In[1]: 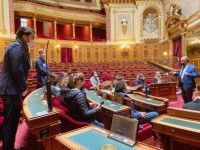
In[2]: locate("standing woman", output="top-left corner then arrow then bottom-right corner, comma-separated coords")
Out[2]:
0,27 -> 35,150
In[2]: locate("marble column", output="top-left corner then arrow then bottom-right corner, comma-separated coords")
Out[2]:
54,20 -> 57,40
72,22 -> 75,40
0,0 -> 7,34
90,23 -> 93,42
104,5 -> 110,42
33,16 -> 37,37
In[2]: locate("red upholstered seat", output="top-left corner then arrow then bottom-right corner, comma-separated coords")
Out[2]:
137,123 -> 152,141
84,80 -> 93,90
0,116 -> 4,138
53,97 -> 90,133
36,81 -> 42,88
59,113 -> 90,133
0,116 -> 4,127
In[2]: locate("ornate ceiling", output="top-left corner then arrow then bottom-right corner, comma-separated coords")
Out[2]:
14,0 -> 101,10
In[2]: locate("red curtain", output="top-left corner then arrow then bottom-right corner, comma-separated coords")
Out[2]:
92,27 -> 106,42
173,36 -> 182,59
27,19 -> 33,28
66,24 -> 73,39
36,21 -> 44,36
61,48 -> 73,63
15,18 -> 20,33
48,22 -> 54,38
75,26 -> 90,41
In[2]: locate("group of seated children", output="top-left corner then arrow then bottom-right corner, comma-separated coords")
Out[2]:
114,80 -> 159,128
43,70 -> 169,130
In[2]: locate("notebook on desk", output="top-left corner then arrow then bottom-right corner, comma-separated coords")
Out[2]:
108,114 -> 138,147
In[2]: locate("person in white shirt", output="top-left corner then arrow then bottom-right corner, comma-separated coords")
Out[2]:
90,71 -> 100,88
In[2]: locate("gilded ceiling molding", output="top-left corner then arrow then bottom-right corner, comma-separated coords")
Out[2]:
30,0 -> 101,10
165,15 -> 187,38
102,0 -> 136,4
187,22 -> 200,36
13,1 -> 105,24
187,11 -> 200,24
136,0 -> 161,5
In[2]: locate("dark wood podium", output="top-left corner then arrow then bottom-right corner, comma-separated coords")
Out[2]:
149,82 -> 177,101
23,88 -> 61,150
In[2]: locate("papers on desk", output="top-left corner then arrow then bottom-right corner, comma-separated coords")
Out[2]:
36,111 -> 48,116
146,98 -> 152,101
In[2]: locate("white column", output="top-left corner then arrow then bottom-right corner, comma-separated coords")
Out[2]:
90,23 -> 92,42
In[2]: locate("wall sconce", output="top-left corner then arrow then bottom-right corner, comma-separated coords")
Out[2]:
74,45 -> 78,57
120,43 -> 129,58
121,18 -> 128,35
56,44 -> 60,54
163,52 -> 167,56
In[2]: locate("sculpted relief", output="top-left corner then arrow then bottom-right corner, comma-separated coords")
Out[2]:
143,8 -> 159,37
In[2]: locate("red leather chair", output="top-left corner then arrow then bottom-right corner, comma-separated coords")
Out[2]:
0,116 -> 4,139
137,123 -> 152,141
53,97 -> 90,133
84,79 -> 93,90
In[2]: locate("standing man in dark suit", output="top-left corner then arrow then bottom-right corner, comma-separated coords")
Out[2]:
35,49 -> 50,86
171,56 -> 198,103
0,26 -> 35,150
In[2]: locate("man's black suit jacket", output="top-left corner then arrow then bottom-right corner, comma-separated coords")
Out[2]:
0,40 -> 30,96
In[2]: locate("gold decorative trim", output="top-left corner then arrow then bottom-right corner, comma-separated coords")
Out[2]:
187,22 -> 200,35
114,10 -> 135,42
142,37 -> 160,43
0,0 -> 7,34
188,11 -> 200,23
13,1 -> 105,24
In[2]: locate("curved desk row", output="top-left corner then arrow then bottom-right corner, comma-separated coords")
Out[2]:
127,92 -> 169,114
152,107 -> 200,150
86,91 -> 131,130
23,88 -> 61,150
55,125 -> 158,150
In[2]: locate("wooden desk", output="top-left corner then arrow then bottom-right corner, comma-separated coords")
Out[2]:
23,88 -> 61,150
129,85 -> 143,93
127,92 -> 169,114
152,107 -> 200,150
55,125 -> 158,150
149,82 -> 177,101
86,91 -> 131,130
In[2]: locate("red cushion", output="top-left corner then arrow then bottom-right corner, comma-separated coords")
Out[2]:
0,116 -> 4,127
54,103 -> 70,114
137,123 -> 152,141
59,112 -> 90,133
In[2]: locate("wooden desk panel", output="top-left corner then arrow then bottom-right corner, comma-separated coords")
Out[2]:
127,92 -> 168,114
55,125 -> 158,150
152,107 -> 200,150
87,91 -> 131,130
149,82 -> 177,101
23,88 -> 61,150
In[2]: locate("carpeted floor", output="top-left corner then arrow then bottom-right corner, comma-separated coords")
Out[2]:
169,94 -> 184,108
0,120 -> 29,149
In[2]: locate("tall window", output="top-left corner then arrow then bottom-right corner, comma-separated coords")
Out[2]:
21,18 -> 27,26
